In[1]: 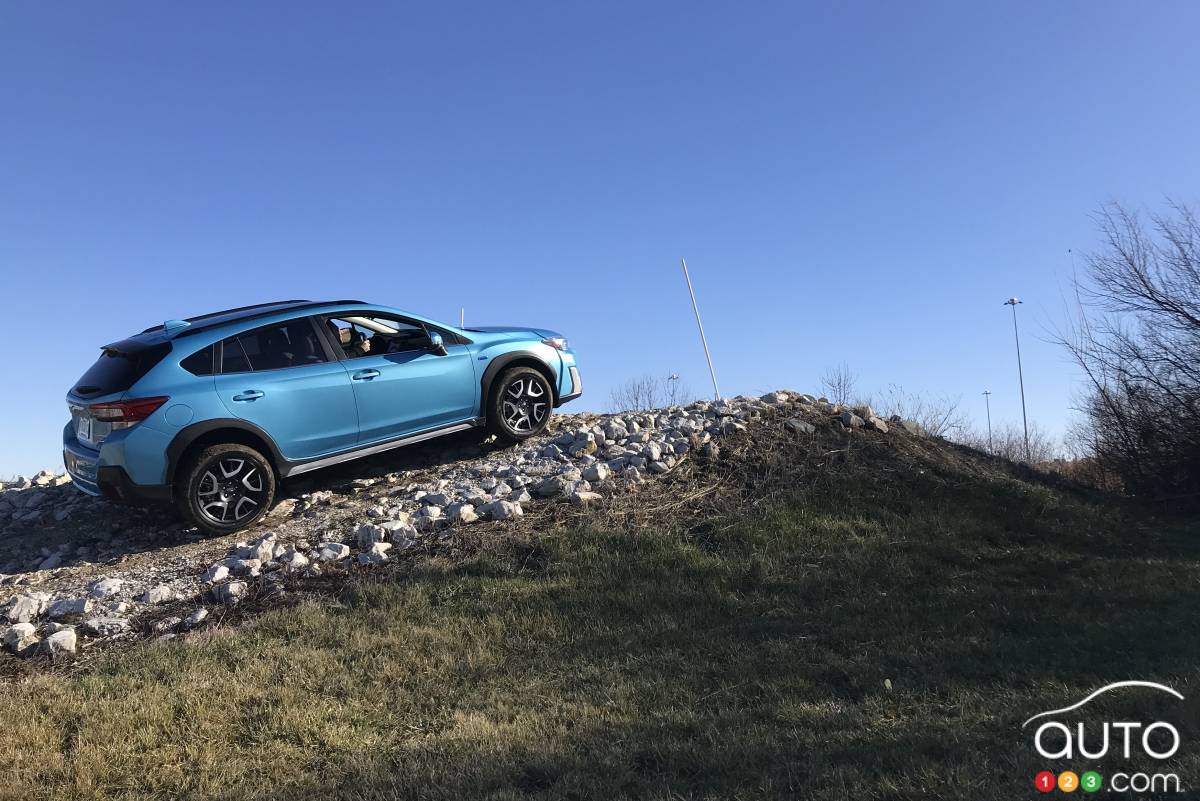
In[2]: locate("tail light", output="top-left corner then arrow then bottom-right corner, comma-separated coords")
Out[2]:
542,336 -> 568,351
89,396 -> 169,429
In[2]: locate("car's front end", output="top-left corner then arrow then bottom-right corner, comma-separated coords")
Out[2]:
457,324 -> 583,407
536,330 -> 582,405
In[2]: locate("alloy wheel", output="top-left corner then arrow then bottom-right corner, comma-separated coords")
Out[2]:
196,457 -> 267,525
501,376 -> 549,433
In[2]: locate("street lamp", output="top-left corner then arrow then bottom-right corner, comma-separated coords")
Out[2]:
982,390 -> 993,452
1003,298 -> 1030,461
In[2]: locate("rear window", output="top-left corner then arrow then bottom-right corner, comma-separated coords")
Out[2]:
220,319 -> 328,373
72,339 -> 171,397
180,345 -> 216,376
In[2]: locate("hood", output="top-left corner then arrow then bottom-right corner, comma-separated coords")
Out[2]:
464,326 -> 562,338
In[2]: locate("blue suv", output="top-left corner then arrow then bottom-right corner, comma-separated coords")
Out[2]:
63,300 -> 582,533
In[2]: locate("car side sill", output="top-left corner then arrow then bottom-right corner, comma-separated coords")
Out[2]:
282,419 -> 483,477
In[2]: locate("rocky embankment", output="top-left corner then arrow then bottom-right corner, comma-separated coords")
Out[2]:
1,392 -> 920,661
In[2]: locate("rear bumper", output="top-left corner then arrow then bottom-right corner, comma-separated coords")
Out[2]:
63,423 -> 172,505
97,466 -> 172,505
63,428 -> 102,496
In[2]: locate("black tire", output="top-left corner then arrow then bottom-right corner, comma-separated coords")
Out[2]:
177,443 -> 276,534
487,366 -> 554,443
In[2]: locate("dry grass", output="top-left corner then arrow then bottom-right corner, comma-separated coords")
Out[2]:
0,414 -> 1197,800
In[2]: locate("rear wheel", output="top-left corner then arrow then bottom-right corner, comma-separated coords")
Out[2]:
177,443 -> 276,534
487,366 -> 553,443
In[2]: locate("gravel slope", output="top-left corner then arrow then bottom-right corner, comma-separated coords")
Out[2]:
1,392 -> 907,660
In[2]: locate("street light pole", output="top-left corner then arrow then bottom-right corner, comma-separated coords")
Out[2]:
1003,298 -> 1030,460
681,258 -> 721,400
982,390 -> 993,452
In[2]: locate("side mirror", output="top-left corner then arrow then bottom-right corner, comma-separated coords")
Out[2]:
427,330 -> 448,356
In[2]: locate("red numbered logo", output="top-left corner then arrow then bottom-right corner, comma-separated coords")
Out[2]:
1035,771 -> 1056,793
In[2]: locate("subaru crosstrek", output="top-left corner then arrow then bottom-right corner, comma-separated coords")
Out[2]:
63,299 -> 582,533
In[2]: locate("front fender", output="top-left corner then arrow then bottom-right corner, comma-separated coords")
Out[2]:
477,348 -> 561,412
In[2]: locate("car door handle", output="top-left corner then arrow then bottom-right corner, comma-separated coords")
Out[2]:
231,390 -> 265,402
352,369 -> 381,381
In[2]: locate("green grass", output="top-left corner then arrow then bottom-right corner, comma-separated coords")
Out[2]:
1,460 -> 1198,800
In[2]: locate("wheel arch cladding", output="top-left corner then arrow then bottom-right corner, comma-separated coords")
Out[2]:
167,420 -> 284,485
481,353 -> 558,413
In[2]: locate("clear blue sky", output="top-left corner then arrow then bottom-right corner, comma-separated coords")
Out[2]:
2,2 -> 1198,475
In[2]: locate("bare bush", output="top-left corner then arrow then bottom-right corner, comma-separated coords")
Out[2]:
875,385 -> 968,438
820,362 -> 857,406
609,374 -> 694,412
1056,201 -> 1200,506
958,421 -> 1062,464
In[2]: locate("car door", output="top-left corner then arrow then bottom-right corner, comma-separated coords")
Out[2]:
214,316 -> 359,460
322,313 -> 477,444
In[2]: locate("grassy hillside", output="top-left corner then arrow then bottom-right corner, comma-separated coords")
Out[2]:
1,420 -> 1197,800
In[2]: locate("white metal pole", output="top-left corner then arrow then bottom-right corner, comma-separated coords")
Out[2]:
460,307 -> 464,328
681,258 -> 721,400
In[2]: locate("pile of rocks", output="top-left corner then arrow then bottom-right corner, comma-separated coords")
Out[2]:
1,390 -> 921,660
0,469 -> 90,529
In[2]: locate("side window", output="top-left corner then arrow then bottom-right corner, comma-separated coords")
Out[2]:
219,319 -> 327,373
325,315 -> 431,358
180,345 -> 215,376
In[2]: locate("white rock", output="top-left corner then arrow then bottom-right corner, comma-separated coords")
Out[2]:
569,490 -> 603,507
447,503 -> 478,524
47,597 -> 91,620
87,577 -> 124,599
141,585 -> 175,605
278,548 -> 310,571
3,593 -> 48,623
480,500 -> 523,520
41,627 -> 77,657
355,523 -> 388,548
201,564 -> 230,584
582,463 -> 611,483
785,418 -> 815,435
641,443 -> 663,462
357,542 -> 392,566
2,622 -> 38,653
212,581 -> 247,605
223,558 -> 262,577
82,617 -> 129,637
318,542 -> 351,561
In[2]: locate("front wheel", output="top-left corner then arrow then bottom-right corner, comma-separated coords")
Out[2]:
488,366 -> 554,443
177,443 -> 276,534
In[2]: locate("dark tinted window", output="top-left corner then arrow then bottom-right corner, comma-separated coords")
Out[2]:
72,339 -> 171,397
180,345 -> 215,376
220,319 -> 327,373
325,315 -> 432,358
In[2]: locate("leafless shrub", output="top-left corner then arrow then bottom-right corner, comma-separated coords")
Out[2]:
875,385 -> 968,439
1054,201 -> 1200,506
957,421 -> 1062,464
609,374 -> 695,412
820,362 -> 857,406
